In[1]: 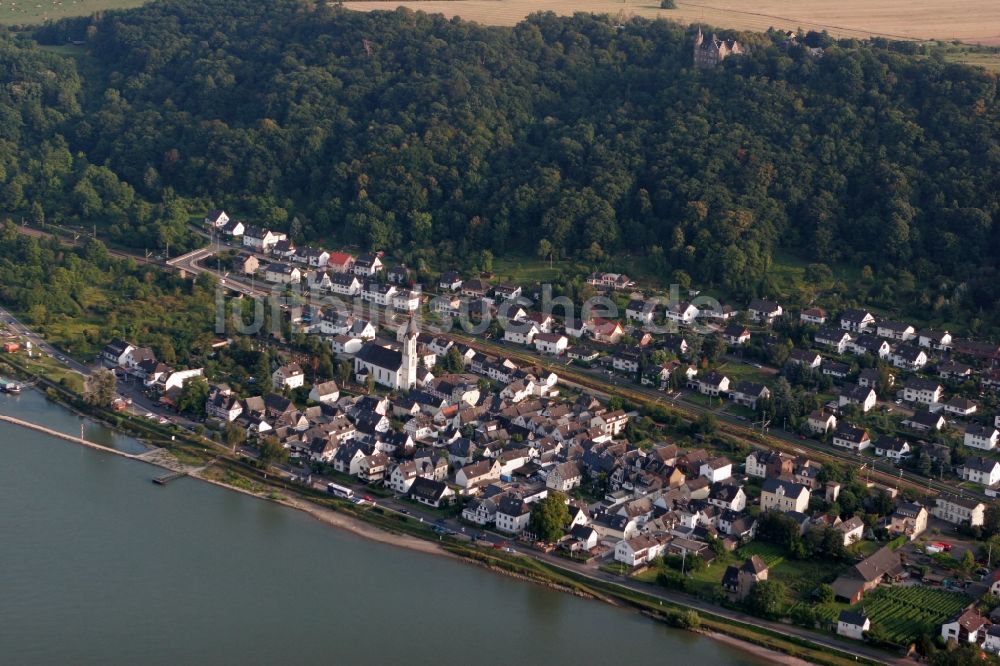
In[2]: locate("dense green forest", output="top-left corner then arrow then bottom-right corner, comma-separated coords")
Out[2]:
1,0 -> 999,326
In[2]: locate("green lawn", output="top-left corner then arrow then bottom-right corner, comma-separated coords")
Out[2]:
0,0 -> 148,24
717,361 -> 774,387
490,254 -> 566,285
12,352 -> 86,393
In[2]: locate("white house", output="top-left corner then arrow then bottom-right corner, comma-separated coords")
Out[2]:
787,349 -> 822,370
666,302 -> 699,325
699,457 -> 732,483
353,253 -> 384,277
932,497 -> 985,527
101,338 -> 136,367
903,379 -> 943,406
835,516 -> 865,547
748,298 -> 783,323
832,424 -> 871,451
330,335 -> 364,356
919,329 -> 952,351
760,478 -> 810,514
960,457 -> 1000,487
873,436 -> 910,460
614,535 -> 665,567
264,263 -> 301,285
625,299 -> 655,325
204,209 -> 229,228
807,410 -> 837,435
837,610 -> 870,641
815,327 -> 852,354
462,498 -> 497,525
159,368 -> 203,392
694,372 -> 730,396
295,247 -> 329,268
940,609 -> 989,645
242,227 -> 287,252
800,307 -> 827,325
838,386 -> 877,413
534,333 -> 569,356
361,281 -> 397,306
723,324 -> 751,345
330,273 -> 363,296
495,495 -> 532,534
840,308 -> 876,332
965,425 -> 1000,451
272,363 -> 305,390
890,345 -> 928,371
876,320 -> 916,341
221,218 -> 245,237
391,289 -> 421,312
504,322 -> 539,346
308,380 -> 340,404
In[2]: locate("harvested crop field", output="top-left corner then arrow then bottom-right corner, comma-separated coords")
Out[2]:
341,0 -> 1000,45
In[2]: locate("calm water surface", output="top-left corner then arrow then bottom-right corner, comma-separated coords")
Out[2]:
0,391 -> 767,665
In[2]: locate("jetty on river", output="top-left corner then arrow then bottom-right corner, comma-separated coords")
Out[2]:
0,413 -> 195,478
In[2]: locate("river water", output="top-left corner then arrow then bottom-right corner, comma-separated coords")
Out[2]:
0,390 -> 766,665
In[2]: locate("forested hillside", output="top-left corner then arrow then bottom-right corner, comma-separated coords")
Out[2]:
3,0 -> 999,323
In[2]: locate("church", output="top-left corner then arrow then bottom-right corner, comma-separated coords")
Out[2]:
353,317 -> 418,391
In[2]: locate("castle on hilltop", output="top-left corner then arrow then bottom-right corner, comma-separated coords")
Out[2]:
693,27 -> 745,68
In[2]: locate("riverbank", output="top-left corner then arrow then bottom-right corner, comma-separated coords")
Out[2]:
707,632 -> 815,666
192,469 -> 455,559
1,380 -> 884,666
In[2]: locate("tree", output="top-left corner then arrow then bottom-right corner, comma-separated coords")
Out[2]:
817,583 -> 835,604
675,609 -> 700,629
660,0 -> 677,7
695,412 -> 718,435
177,376 -> 209,416
536,238 -> 554,268
257,435 -> 288,467
224,422 -> 246,450
745,580 -> 786,619
983,504 -> 1000,538
84,369 -> 117,407
441,346 -> 465,374
528,491 -> 571,542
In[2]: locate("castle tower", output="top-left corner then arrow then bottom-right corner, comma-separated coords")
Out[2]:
397,315 -> 418,390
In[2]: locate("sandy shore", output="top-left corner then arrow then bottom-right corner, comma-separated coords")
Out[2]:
192,470 -> 454,559
706,631 -> 815,665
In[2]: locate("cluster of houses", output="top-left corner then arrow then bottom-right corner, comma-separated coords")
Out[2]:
100,338 -> 204,399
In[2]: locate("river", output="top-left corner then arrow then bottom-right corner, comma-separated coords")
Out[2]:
0,391 -> 768,665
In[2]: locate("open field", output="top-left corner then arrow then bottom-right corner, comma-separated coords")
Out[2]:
0,0 -> 146,25
342,0 -> 1000,45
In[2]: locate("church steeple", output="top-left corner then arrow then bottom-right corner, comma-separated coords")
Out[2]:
397,315 -> 418,390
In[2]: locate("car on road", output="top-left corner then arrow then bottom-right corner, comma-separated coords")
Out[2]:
399,509 -> 410,515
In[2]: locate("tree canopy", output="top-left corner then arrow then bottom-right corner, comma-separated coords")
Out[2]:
0,0 -> 997,328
